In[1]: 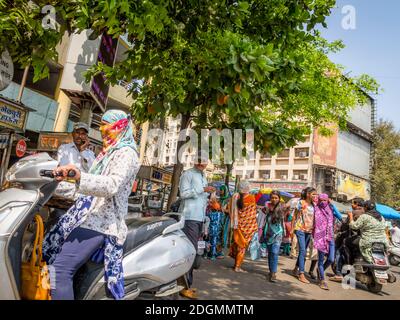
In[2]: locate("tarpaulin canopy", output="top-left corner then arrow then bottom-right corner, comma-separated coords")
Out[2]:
255,190 -> 295,206
330,200 -> 352,214
376,203 -> 400,220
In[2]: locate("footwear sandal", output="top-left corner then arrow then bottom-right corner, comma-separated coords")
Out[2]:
298,274 -> 310,284
319,281 -> 329,290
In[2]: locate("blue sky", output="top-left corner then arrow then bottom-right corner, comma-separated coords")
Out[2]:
319,0 -> 400,129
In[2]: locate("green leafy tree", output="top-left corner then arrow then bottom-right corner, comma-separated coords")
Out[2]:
0,1 -> 379,208
371,120 -> 400,208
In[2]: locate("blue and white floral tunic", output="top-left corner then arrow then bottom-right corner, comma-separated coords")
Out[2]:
43,146 -> 140,299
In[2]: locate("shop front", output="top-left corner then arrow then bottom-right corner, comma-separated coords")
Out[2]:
129,165 -> 173,217
0,96 -> 32,186
249,181 -> 307,197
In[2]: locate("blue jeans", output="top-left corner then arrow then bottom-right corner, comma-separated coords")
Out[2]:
51,227 -> 105,300
295,230 -> 312,273
317,240 -> 335,280
267,242 -> 281,273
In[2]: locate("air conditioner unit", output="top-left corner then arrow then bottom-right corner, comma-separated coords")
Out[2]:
281,175 -> 287,180
293,175 -> 300,180
300,174 -> 307,180
299,152 -> 308,158
262,174 -> 270,179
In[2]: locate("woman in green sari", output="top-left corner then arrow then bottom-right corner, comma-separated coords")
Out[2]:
219,185 -> 232,253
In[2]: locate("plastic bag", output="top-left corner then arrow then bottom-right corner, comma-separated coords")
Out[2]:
248,232 -> 261,261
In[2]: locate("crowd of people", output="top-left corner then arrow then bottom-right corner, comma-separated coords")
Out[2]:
177,164 -> 398,298
44,119 -> 397,300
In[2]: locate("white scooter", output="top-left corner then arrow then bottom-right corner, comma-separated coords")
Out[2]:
0,153 -> 195,300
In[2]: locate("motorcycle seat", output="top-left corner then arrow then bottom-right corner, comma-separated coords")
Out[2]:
123,216 -> 176,253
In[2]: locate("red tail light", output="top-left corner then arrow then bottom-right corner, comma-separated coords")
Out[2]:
373,257 -> 387,266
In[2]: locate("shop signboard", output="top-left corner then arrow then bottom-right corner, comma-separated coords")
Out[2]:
150,167 -> 172,185
250,181 -> 307,193
0,101 -> 27,131
90,32 -> 118,110
15,139 -> 27,157
38,132 -> 101,155
312,124 -> 338,167
0,133 -> 10,149
0,50 -> 14,91
337,171 -> 370,200
37,132 -> 73,151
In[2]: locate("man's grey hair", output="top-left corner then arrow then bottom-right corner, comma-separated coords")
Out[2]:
238,180 -> 250,193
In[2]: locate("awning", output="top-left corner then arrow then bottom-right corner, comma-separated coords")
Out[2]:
376,204 -> 400,220
330,200 -> 352,214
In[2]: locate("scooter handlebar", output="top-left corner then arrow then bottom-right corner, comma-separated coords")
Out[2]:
40,169 -> 76,179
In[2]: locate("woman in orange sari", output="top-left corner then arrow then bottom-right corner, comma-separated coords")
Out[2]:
228,181 -> 258,272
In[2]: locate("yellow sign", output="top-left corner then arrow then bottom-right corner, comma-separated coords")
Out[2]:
0,101 -> 27,131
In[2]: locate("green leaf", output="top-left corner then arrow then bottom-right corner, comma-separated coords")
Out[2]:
241,87 -> 250,100
233,62 -> 242,73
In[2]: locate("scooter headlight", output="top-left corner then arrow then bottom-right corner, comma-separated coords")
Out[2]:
5,159 -> 35,182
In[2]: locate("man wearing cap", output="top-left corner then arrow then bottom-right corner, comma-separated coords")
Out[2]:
52,123 -> 95,202
178,151 -> 215,299
57,122 -> 95,173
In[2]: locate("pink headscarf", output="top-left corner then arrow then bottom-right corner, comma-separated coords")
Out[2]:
313,193 -> 334,253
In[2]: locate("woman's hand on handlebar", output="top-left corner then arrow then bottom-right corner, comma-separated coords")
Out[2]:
53,164 -> 81,182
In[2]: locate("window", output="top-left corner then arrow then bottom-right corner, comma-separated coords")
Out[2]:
295,148 -> 309,158
259,170 -> 271,180
293,170 -> 308,181
245,171 -> 255,179
166,156 -> 170,163
275,170 -> 288,180
277,149 -> 290,158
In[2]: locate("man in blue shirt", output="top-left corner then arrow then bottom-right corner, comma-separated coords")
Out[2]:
179,153 -> 215,299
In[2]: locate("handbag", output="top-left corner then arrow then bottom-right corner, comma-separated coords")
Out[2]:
21,215 -> 51,300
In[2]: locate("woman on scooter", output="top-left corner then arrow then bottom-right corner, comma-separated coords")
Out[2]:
42,110 -> 140,300
348,201 -> 389,263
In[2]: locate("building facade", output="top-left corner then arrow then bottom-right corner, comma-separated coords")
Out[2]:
233,94 -> 376,199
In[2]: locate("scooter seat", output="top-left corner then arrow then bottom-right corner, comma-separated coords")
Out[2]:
73,216 -> 177,300
123,216 -> 176,253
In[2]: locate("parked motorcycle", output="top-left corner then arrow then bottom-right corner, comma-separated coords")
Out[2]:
0,153 -> 196,300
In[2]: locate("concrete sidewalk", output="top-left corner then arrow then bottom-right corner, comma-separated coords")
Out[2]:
191,253 -> 400,300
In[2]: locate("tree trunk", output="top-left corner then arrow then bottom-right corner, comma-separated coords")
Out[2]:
225,163 -> 233,187
167,113 -> 191,211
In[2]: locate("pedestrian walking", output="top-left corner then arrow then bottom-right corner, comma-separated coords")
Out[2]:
261,190 -> 286,282
228,180 -> 258,272
313,193 -> 335,290
178,152 -> 215,299
206,192 -> 224,260
291,187 -> 317,284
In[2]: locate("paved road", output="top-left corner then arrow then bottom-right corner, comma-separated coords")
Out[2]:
191,252 -> 400,300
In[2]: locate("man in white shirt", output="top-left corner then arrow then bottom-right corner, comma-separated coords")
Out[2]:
391,222 -> 400,247
55,122 -> 95,200
58,122 -> 95,172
